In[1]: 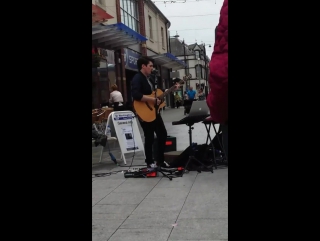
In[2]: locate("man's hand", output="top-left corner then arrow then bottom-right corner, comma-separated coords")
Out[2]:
155,98 -> 161,105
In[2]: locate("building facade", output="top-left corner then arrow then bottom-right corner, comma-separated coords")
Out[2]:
170,37 -> 210,97
92,0 -> 186,108
92,1 -> 115,108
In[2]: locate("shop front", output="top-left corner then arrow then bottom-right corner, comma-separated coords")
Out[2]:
92,23 -> 147,107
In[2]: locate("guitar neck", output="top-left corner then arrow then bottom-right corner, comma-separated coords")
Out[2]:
158,85 -> 179,99
157,75 -> 190,99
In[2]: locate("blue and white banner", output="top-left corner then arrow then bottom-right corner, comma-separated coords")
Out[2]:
124,48 -> 141,71
113,113 -> 134,121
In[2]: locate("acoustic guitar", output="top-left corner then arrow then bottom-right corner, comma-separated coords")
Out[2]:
133,74 -> 192,122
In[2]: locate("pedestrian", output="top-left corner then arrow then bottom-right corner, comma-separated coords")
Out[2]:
197,88 -> 206,101
174,92 -> 182,108
183,91 -> 188,100
187,86 -> 196,100
109,84 -> 125,111
206,0 -> 228,160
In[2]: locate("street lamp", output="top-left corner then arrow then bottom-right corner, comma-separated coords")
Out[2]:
197,58 -> 201,85
182,39 -> 189,88
201,43 -> 212,96
167,32 -> 181,108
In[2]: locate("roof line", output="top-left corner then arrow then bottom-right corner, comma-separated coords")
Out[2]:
145,0 -> 171,28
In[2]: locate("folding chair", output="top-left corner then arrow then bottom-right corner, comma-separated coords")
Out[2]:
202,117 -> 227,168
92,109 -> 119,164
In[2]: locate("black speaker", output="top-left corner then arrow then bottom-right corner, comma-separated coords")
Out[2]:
153,136 -> 177,159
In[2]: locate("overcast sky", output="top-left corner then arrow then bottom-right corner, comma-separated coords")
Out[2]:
154,0 -> 224,59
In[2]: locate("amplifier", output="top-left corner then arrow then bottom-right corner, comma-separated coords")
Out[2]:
153,136 -> 177,159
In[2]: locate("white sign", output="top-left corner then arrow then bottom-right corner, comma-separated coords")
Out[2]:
105,111 -> 145,165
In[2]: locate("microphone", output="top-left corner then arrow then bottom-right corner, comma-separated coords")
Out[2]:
151,68 -> 158,75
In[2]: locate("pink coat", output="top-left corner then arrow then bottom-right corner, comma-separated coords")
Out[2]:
206,0 -> 228,124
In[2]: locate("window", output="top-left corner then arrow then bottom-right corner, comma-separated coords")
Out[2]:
195,51 -> 200,59
149,15 -> 153,39
200,49 -> 204,60
120,0 -> 139,32
196,64 -> 202,79
161,27 -> 164,48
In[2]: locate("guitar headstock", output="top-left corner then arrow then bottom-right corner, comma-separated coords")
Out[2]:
170,74 -> 192,91
182,74 -> 192,83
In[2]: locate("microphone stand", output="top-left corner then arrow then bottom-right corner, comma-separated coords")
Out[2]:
153,73 -> 158,113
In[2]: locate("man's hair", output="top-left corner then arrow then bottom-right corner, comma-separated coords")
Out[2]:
111,84 -> 118,91
137,56 -> 154,71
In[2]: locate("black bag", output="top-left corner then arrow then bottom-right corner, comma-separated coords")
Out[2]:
94,134 -> 107,147
92,130 -> 99,139
169,144 -> 213,170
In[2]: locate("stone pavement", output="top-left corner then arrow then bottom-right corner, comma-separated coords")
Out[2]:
92,107 -> 228,241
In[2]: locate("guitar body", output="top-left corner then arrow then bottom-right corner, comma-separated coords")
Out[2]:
133,89 -> 166,122
132,75 -> 191,122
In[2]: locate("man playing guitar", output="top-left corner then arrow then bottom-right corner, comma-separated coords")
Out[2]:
131,56 -> 179,169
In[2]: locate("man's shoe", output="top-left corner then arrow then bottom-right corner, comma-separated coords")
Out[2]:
147,163 -> 157,171
156,162 -> 170,168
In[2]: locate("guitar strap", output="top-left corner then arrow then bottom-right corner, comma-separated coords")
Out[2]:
147,77 -> 154,92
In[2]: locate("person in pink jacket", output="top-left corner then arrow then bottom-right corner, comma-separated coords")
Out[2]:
206,0 -> 228,160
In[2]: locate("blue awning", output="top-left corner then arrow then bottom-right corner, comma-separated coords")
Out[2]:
149,52 -> 187,70
92,23 -> 148,50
